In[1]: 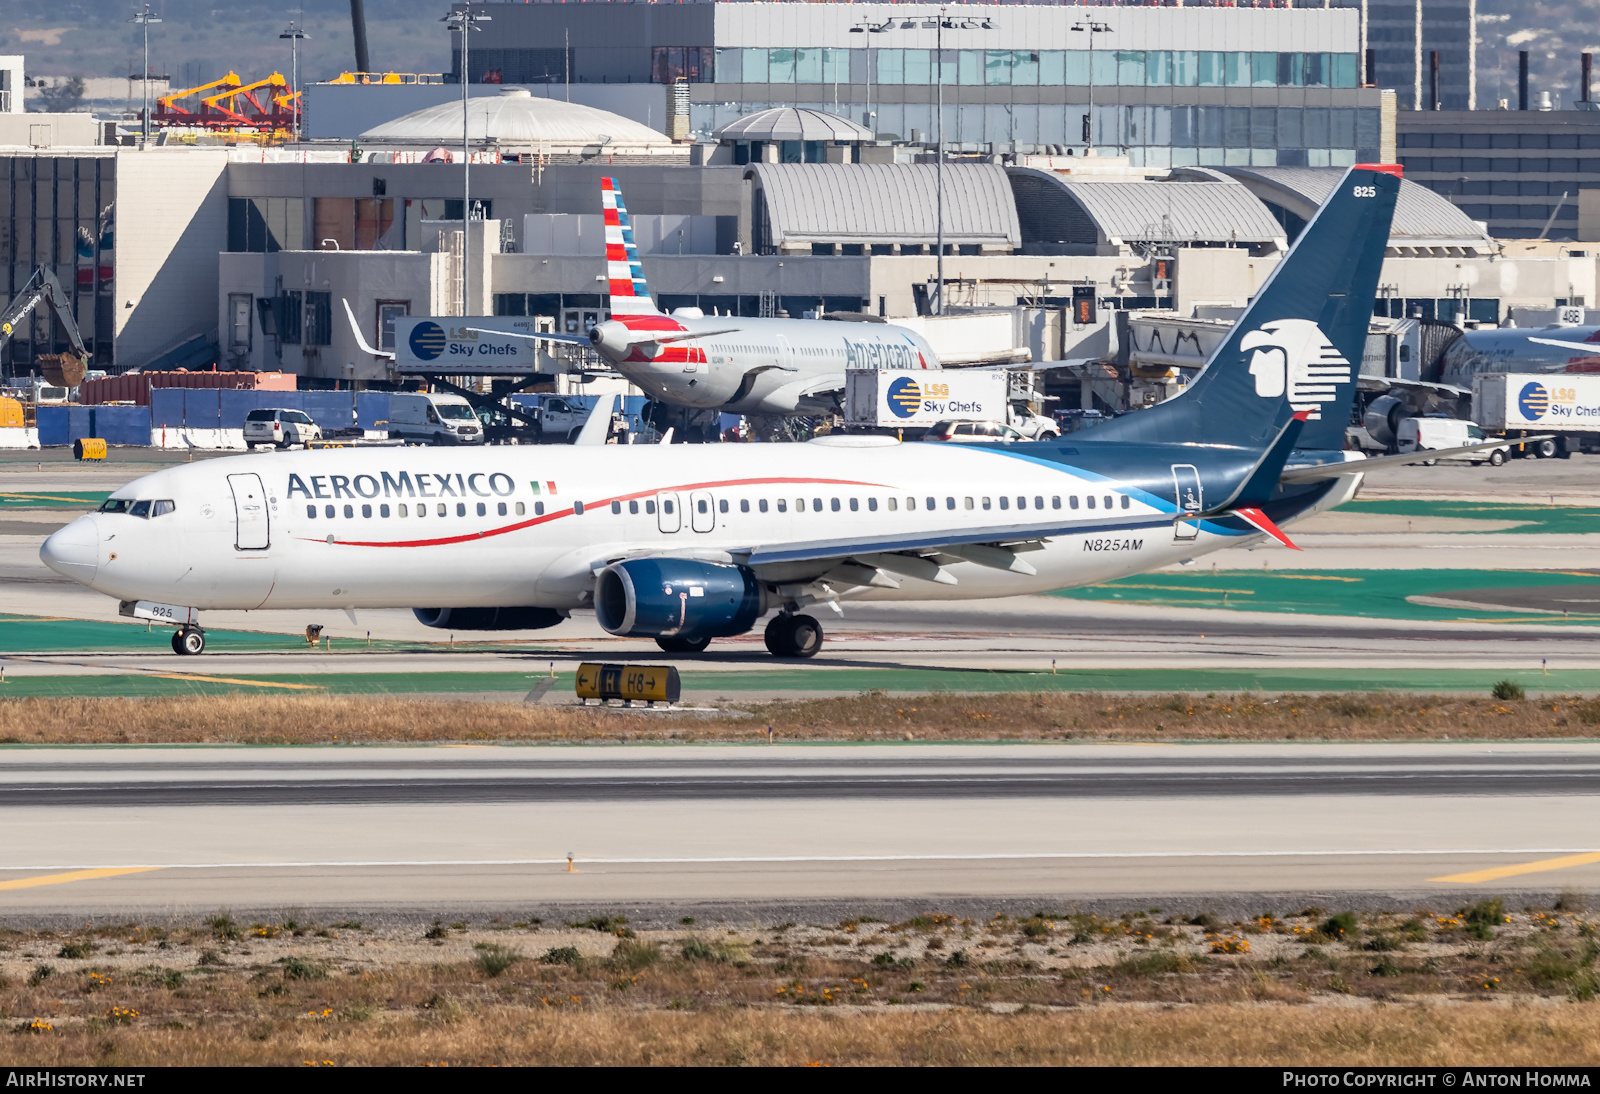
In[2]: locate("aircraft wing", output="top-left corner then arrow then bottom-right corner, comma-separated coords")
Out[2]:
463,326 -> 593,346
1278,435 -> 1555,483
343,298 -> 396,360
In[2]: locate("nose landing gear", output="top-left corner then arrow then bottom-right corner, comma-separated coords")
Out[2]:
763,613 -> 823,659
171,627 -> 206,656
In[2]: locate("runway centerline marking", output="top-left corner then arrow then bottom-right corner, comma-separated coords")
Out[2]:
0,867 -> 163,891
1431,851 -> 1600,884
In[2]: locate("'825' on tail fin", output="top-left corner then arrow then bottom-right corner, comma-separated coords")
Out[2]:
1089,164 -> 1402,452
600,177 -> 661,317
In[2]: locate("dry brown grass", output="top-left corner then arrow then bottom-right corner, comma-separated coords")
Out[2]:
3,906 -> 1600,1065
8,1005 -> 1600,1067
3,908 -> 1600,1068
2,691 -> 1599,745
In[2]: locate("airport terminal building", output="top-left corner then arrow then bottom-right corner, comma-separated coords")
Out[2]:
452,2 -> 1387,168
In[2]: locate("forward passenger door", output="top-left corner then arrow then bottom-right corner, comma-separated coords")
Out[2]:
656,492 -> 681,533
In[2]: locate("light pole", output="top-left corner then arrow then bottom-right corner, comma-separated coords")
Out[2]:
1071,20 -> 1111,155
129,5 -> 162,144
847,17 -> 891,138
443,3 -> 490,317
279,21 -> 310,143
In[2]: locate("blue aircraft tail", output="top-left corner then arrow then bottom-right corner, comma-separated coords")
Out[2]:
1090,165 -> 1401,451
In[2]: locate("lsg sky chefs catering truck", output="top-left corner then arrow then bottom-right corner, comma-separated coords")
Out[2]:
844,369 -> 1057,438
1474,374 -> 1600,458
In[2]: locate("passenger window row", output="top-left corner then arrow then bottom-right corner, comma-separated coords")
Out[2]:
306,501 -> 535,520
301,492 -> 1132,522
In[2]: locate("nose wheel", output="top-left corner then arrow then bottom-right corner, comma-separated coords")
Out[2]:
764,613 -> 823,659
171,627 -> 206,656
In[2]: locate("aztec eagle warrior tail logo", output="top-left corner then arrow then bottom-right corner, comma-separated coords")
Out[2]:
1240,318 -> 1354,420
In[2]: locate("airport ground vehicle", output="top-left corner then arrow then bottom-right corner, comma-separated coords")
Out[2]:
0,267 -> 89,388
524,395 -> 594,443
1473,373 -> 1600,458
844,368 -> 1057,437
386,392 -> 484,445
243,408 -> 323,449
1395,416 -> 1509,465
48,167 -> 1462,661
925,420 -> 1028,443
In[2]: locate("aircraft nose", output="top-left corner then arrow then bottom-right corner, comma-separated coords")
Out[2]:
40,516 -> 99,584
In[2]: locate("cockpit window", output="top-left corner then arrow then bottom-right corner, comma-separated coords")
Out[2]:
128,500 -> 152,518
98,498 -> 131,514
151,500 -> 175,517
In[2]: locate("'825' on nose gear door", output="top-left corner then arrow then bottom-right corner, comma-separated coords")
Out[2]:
228,473 -> 270,550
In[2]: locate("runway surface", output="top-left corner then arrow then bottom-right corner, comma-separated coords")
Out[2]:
3,742 -> 1599,914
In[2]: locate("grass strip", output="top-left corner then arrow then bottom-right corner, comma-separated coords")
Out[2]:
4,903 -> 1599,1065
1055,568 -> 1600,623
3,690 -> 1598,744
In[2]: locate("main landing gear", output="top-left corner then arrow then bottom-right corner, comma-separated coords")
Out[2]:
764,613 -> 823,659
171,626 -> 206,656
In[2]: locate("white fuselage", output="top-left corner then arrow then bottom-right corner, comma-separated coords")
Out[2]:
594,315 -> 940,415
40,439 -> 1261,618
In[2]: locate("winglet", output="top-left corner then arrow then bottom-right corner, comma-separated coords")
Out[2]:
1230,506 -> 1302,550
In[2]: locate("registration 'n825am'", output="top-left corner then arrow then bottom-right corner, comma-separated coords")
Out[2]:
1083,538 -> 1143,553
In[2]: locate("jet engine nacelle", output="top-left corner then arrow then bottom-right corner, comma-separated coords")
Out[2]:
595,558 -> 767,639
1363,394 -> 1407,449
412,606 -> 568,631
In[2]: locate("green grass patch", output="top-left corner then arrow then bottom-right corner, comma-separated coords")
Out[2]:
1053,568 -> 1600,624
1343,499 -> 1600,536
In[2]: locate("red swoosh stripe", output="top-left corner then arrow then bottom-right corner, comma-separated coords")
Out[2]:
302,476 -> 892,549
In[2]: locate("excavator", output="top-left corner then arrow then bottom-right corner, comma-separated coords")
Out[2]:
0,267 -> 91,388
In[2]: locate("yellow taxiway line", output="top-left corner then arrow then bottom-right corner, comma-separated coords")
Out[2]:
0,867 -> 163,892
1432,851 -> 1600,884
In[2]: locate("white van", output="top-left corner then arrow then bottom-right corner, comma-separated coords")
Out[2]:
386,393 -> 484,445
1397,416 -> 1509,466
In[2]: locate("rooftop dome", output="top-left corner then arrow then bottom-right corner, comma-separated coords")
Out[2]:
360,88 -> 681,159
713,107 -> 872,143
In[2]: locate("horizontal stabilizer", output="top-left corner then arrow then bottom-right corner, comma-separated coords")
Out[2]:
1278,435 -> 1555,483
1229,507 -> 1301,550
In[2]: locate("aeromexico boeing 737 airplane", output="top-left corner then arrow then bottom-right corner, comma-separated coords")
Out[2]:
47,165 -> 1438,659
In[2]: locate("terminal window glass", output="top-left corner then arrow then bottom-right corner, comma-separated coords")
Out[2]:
741,48 -> 768,84
1197,52 -> 1224,87
1145,51 -> 1172,87
878,49 -> 904,85
1063,50 -> 1089,86
1277,53 -> 1304,88
227,197 -> 304,253
1012,51 -> 1038,86
1116,51 -> 1145,86
822,48 -> 848,84
1224,52 -> 1250,87
904,49 -> 931,84
795,47 -> 822,83
984,50 -> 1011,86
959,50 -> 983,85
1251,53 -> 1276,88
1039,50 -> 1065,85
1171,51 -> 1198,86
769,48 -> 796,84
1090,50 -> 1116,86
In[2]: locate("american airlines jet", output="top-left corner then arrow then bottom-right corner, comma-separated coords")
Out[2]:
487,177 -> 942,419
46,167 -> 1446,660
